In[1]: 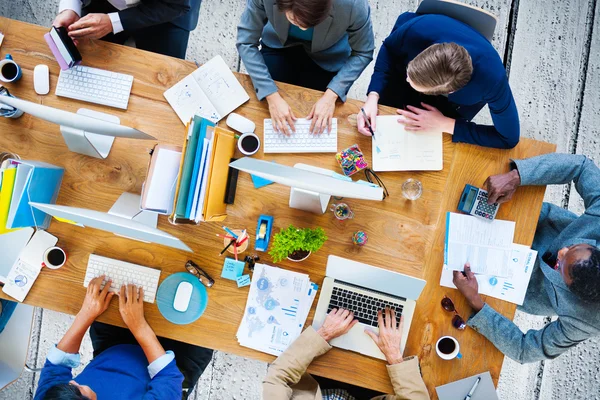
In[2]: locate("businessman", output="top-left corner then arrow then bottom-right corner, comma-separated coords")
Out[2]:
53,0 -> 202,58
453,153 -> 600,363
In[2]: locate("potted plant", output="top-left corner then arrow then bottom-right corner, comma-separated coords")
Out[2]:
269,225 -> 328,263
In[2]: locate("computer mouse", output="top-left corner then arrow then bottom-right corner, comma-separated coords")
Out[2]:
226,112 -> 255,133
33,65 -> 50,95
173,281 -> 193,312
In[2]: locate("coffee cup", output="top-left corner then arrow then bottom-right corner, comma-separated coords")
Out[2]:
42,247 -> 67,269
0,55 -> 22,83
435,336 -> 462,360
237,132 -> 261,156
0,86 -> 24,119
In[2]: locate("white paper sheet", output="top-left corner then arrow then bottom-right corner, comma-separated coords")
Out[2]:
445,212 -> 515,277
163,74 -> 221,124
440,244 -> 538,305
143,148 -> 181,213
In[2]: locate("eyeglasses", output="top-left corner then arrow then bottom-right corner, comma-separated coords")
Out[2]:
364,168 -> 389,199
185,260 -> 215,288
441,296 -> 466,330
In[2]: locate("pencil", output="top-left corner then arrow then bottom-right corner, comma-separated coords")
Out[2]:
360,108 -> 376,139
233,239 -> 238,261
237,235 -> 249,246
219,239 -> 236,256
216,234 -> 235,240
222,226 -> 239,239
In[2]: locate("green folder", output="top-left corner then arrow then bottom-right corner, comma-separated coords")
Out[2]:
175,115 -> 203,218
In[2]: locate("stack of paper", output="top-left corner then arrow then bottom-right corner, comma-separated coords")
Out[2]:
237,263 -> 318,356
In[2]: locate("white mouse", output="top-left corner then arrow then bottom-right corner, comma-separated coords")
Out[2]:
173,281 -> 193,312
226,112 -> 255,133
34,65 -> 50,95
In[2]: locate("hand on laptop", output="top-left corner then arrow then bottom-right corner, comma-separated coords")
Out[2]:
317,308 -> 358,342
365,308 -> 404,365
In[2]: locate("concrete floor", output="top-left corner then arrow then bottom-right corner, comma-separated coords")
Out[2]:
1,0 -> 599,399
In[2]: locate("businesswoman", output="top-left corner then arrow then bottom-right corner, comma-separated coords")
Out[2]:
357,12 -> 520,149
237,0 -> 375,135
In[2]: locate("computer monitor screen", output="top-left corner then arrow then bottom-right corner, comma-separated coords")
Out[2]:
29,202 -> 192,252
230,157 -> 384,201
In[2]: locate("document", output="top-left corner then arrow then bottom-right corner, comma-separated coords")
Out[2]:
237,264 -> 317,356
164,55 -> 250,124
141,146 -> 182,214
445,212 -> 515,277
372,115 -> 443,171
441,244 -> 537,305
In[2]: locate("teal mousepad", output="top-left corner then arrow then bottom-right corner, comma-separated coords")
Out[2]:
157,272 -> 208,325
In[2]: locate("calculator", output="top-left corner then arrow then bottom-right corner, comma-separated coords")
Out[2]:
457,184 -> 499,221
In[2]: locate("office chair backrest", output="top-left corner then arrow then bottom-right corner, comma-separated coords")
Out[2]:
0,304 -> 34,390
416,0 -> 498,42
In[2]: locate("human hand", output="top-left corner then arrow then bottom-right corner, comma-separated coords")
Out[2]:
307,89 -> 338,134
53,10 -> 81,46
397,103 -> 455,133
118,284 -> 149,335
365,308 -> 404,365
452,263 -> 484,312
267,92 -> 297,135
68,13 -> 113,41
77,275 -> 114,324
357,92 -> 379,136
316,308 -> 358,342
484,169 -> 521,204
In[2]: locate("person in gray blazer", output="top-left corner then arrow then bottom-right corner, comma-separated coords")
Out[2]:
452,153 -> 600,363
236,0 -> 374,135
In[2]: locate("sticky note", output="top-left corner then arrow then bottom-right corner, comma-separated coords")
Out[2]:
251,161 -> 276,188
221,258 -> 245,281
236,274 -> 251,288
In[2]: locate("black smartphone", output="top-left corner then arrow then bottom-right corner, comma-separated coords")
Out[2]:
52,26 -> 82,63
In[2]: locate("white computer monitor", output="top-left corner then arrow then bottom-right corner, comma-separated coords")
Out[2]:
0,94 -> 155,159
30,196 -> 192,252
230,157 -> 384,214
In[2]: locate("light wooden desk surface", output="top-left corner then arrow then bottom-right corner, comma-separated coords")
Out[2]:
0,17 -> 555,397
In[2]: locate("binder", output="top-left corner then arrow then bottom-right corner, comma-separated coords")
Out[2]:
5,160 -> 64,229
175,117 -> 202,218
186,118 -> 215,218
0,167 -> 17,234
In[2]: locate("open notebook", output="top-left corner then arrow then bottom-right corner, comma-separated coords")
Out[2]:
164,55 -> 250,125
372,115 -> 443,171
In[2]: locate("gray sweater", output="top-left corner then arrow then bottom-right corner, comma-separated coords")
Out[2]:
468,153 -> 600,363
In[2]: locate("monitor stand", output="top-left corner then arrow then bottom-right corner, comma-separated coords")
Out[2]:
60,108 -> 117,159
108,193 -> 158,232
288,164 -> 332,214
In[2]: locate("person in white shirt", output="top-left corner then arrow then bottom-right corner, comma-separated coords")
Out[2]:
53,0 -> 202,59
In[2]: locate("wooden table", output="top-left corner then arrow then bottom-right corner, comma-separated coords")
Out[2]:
0,17 -> 555,397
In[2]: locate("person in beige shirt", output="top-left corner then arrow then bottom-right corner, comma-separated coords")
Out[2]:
263,307 -> 430,400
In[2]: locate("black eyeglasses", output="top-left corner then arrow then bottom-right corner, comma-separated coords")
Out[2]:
185,260 -> 215,288
364,168 -> 389,199
441,296 -> 466,330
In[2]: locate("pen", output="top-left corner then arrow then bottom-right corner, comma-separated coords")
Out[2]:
464,377 -> 481,400
219,239 -> 236,256
360,108 -> 376,139
222,226 -> 239,239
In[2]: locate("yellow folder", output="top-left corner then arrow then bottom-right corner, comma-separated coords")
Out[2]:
0,168 -> 17,234
202,127 -> 236,222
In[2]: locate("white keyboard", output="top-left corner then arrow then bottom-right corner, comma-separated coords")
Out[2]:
56,65 -> 134,110
263,118 -> 338,153
84,254 -> 161,303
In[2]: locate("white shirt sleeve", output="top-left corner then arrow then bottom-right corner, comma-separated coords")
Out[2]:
58,0 -> 83,17
108,12 -> 125,34
147,350 -> 176,379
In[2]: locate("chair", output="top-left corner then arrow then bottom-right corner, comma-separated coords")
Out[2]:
0,303 -> 36,391
416,0 -> 498,42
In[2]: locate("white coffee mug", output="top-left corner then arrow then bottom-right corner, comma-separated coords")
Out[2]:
42,246 -> 67,269
237,132 -> 261,156
435,336 -> 462,360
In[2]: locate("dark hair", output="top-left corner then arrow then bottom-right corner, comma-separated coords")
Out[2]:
407,43 -> 473,95
276,0 -> 333,28
43,384 -> 89,400
568,247 -> 600,303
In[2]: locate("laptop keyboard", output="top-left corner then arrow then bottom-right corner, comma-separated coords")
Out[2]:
327,286 -> 403,327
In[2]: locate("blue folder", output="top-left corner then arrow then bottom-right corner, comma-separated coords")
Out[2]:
185,117 -> 215,218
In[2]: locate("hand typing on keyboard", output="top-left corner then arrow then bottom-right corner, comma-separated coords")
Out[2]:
306,88 -> 338,134
78,275 -> 115,323
316,308 -> 358,342
364,308 -> 405,365
119,284 -> 152,335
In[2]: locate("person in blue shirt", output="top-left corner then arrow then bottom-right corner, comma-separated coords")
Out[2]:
34,276 -> 213,400
237,0 -> 374,135
357,12 -> 520,149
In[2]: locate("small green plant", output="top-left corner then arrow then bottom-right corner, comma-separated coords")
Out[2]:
269,225 -> 328,263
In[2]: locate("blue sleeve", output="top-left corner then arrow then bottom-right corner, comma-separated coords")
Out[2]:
452,75 -> 520,149
142,359 -> 184,400
33,359 -> 74,400
367,12 -> 416,95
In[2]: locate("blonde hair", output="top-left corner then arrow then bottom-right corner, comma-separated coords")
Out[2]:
407,43 -> 473,95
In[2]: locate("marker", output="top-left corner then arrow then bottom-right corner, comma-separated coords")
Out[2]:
219,239 -> 236,256
464,377 -> 481,400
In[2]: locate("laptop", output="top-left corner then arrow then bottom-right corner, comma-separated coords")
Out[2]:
312,256 -> 426,360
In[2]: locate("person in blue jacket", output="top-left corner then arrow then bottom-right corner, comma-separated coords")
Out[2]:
34,276 -> 212,400
357,12 -> 520,149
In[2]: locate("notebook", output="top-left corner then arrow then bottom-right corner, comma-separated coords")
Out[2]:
372,115 -> 443,171
0,227 -> 35,284
164,55 -> 250,125
436,372 -> 498,400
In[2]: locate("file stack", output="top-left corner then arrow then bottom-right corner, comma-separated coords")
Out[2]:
237,263 -> 318,356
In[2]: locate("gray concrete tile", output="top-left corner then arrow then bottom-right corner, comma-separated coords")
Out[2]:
207,351 -> 267,400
